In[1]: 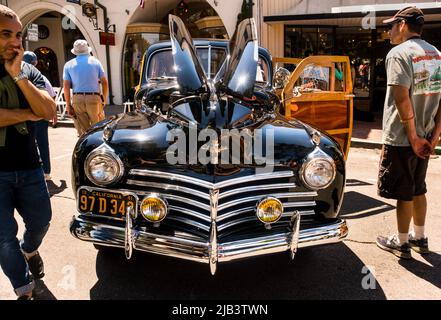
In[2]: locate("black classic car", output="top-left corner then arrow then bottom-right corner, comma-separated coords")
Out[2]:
70,15 -> 349,274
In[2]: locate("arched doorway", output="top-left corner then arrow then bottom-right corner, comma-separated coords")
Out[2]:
17,3 -> 94,89
123,0 -> 228,101
34,47 -> 59,87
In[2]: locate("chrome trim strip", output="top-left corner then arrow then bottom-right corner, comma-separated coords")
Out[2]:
218,183 -> 297,200
209,189 -> 219,275
289,212 -> 301,260
297,210 -> 315,216
71,216 -> 348,269
218,193 -> 317,211
129,169 -> 294,189
109,188 -> 211,212
159,194 -> 210,211
124,204 -> 136,260
283,201 -> 317,208
217,202 -> 315,222
217,214 -> 297,232
169,205 -> 211,222
130,169 -> 214,188
217,216 -> 257,231
126,180 -> 210,200
217,207 -> 253,222
165,216 -> 210,232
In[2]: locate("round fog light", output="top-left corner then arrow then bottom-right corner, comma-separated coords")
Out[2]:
256,197 -> 283,224
140,195 -> 168,222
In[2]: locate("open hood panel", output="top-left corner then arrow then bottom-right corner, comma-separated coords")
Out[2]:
169,14 -> 208,95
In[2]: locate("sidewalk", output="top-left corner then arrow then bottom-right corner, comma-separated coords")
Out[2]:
351,114 -> 441,155
351,115 -> 382,149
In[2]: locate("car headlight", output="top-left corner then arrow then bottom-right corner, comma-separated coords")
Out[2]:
300,151 -> 336,190
140,195 -> 168,222
84,145 -> 124,186
256,197 -> 283,224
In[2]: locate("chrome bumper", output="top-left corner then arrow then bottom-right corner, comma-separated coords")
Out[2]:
70,214 -> 348,273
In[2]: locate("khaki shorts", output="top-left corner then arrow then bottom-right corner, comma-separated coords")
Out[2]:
72,94 -> 104,136
377,145 -> 429,201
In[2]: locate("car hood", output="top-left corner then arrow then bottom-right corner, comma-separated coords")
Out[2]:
97,108 -> 318,172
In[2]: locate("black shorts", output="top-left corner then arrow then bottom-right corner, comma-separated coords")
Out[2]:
377,145 -> 429,201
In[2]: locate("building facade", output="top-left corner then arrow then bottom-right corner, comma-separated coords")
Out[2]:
7,0 -> 441,112
8,0 -> 244,105
257,0 -> 441,113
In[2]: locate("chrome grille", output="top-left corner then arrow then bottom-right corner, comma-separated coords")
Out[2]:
127,169 -> 317,237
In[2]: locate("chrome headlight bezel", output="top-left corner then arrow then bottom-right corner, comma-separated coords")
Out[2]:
140,194 -> 169,223
299,148 -> 336,191
84,144 -> 124,186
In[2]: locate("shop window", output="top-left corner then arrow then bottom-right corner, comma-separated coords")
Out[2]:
284,26 -> 334,58
335,27 -> 372,98
123,33 -> 169,100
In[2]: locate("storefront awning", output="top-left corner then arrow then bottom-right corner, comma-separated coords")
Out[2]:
264,6 -> 441,27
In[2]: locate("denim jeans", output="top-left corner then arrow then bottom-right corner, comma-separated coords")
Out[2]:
0,168 -> 52,296
34,120 -> 51,175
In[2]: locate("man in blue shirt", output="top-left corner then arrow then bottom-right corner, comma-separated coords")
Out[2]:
63,39 -> 108,136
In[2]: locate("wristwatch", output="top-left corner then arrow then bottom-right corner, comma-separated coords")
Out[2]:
13,71 -> 28,83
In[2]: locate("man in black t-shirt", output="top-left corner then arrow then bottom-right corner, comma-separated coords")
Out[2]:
0,6 -> 56,300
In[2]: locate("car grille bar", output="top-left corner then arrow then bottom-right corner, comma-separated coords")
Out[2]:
126,169 -> 317,237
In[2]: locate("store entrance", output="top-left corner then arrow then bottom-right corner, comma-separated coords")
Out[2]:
34,47 -> 59,87
123,0 -> 228,102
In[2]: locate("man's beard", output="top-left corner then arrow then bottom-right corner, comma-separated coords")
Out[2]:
0,47 -> 19,61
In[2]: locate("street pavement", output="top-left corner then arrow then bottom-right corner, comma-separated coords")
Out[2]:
1,120 -> 441,300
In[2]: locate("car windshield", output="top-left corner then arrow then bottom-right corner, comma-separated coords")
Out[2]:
146,46 -> 269,83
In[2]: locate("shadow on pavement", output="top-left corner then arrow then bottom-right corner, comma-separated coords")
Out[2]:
340,191 -> 395,220
33,279 -> 57,300
399,252 -> 441,289
46,179 -> 67,198
90,243 -> 386,300
346,179 -> 374,187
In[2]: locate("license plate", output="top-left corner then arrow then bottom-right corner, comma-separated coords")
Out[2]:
77,188 -> 137,219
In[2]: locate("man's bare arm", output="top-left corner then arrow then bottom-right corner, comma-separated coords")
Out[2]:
429,99 -> 441,152
100,76 -> 108,106
15,82 -> 56,120
0,108 -> 41,128
392,85 -> 431,158
63,80 -> 74,117
4,46 -> 55,120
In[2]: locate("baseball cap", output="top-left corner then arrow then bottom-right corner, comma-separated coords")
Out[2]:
23,51 -> 37,65
383,6 -> 425,25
